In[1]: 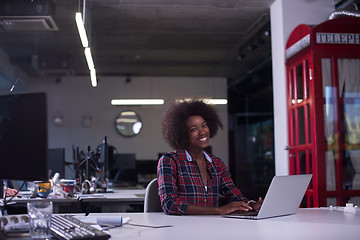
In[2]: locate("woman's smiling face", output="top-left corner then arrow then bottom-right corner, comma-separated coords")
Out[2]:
186,115 -> 210,151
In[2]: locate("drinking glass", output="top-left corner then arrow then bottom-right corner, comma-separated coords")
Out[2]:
27,201 -> 53,239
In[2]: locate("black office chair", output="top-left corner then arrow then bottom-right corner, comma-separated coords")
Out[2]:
144,178 -> 162,212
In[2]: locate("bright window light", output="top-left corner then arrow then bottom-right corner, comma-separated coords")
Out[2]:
75,12 -> 88,48
133,122 -> 142,134
111,99 -> 165,105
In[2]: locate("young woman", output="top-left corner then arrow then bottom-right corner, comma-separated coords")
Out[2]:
157,98 -> 262,215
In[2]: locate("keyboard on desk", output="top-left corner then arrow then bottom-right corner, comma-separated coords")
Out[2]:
51,215 -> 110,240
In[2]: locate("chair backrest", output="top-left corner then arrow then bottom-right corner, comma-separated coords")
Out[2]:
144,178 -> 162,212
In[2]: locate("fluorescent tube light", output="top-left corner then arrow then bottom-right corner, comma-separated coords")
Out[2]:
75,12 -> 96,88
75,12 -> 89,48
90,69 -> 97,87
84,47 -> 94,70
177,98 -> 228,105
204,99 -> 228,105
111,99 -> 165,105
116,118 -> 138,123
119,111 -> 137,116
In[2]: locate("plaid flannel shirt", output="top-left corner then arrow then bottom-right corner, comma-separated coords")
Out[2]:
157,149 -> 244,215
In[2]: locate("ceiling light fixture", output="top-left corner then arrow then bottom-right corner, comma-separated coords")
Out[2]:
75,8 -> 97,87
238,54 -> 245,61
90,69 -> 97,87
84,47 -> 94,70
204,99 -> 228,105
75,12 -> 88,48
248,44 -> 257,51
177,98 -> 228,105
111,99 -> 165,106
264,30 -> 270,37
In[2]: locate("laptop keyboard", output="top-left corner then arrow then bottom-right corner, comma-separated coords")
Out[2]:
228,210 -> 259,217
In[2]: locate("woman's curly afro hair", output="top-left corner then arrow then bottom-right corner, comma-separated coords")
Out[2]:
161,98 -> 223,150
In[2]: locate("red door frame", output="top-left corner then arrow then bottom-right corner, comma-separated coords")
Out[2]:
287,50 -> 318,207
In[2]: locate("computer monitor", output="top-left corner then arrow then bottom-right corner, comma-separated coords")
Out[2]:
109,153 -> 137,184
0,92 -> 49,182
48,148 -> 65,177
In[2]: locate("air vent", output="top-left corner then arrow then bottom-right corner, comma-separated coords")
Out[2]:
31,55 -> 75,77
0,16 -> 58,31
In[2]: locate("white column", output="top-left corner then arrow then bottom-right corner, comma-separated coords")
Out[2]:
270,0 -> 334,176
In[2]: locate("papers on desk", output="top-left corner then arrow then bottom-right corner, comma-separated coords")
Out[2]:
76,215 -> 130,230
18,191 -> 33,196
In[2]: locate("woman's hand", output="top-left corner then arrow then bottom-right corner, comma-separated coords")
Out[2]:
217,201 -> 253,215
248,197 -> 263,211
5,187 -> 18,197
218,197 -> 263,215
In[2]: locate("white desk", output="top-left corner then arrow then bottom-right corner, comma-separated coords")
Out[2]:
2,208 -> 360,240
6,189 -> 145,213
79,189 -> 145,213
78,189 -> 145,202
4,196 -> 78,214
93,208 -> 360,240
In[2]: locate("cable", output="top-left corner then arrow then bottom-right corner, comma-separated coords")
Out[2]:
126,223 -> 173,229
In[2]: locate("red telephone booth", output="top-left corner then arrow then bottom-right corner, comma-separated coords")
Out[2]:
285,17 -> 360,207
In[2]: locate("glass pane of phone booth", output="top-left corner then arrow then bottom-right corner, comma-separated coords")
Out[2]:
322,57 -> 360,206
296,63 -> 304,102
322,58 -> 338,197
339,58 -> 360,205
298,107 -> 305,145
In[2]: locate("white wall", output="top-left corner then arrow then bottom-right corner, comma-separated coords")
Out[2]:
26,76 -> 228,177
270,0 -> 334,175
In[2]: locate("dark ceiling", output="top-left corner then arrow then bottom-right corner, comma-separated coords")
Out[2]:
1,0 -> 358,96
0,0 -> 274,88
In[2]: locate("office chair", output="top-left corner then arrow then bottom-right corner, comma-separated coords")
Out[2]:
144,178 -> 162,212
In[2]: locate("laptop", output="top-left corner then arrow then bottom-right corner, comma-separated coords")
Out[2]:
224,174 -> 312,220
